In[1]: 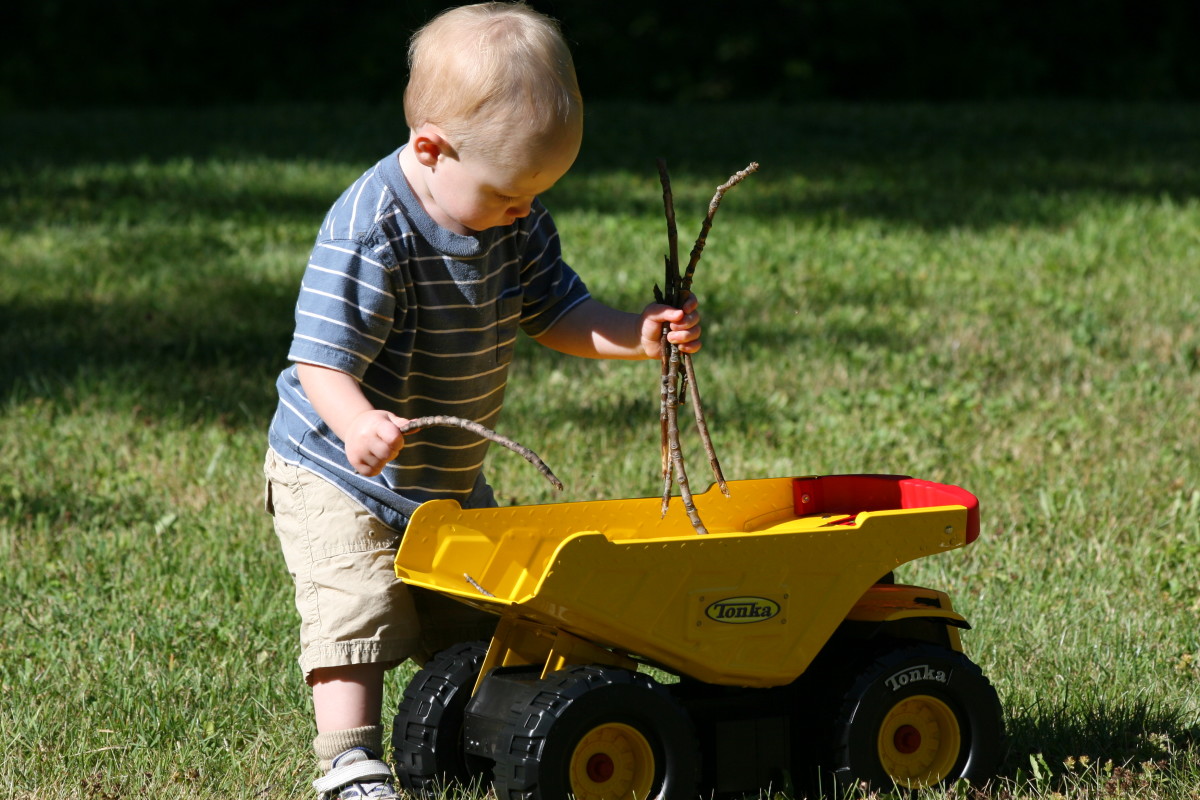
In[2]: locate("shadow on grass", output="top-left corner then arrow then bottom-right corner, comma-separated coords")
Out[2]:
3,101 -> 1199,421
999,697 -> 1200,786
5,102 -> 1200,229
0,284 -> 293,428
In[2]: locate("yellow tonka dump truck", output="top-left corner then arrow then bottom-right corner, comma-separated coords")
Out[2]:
391,474 -> 1004,799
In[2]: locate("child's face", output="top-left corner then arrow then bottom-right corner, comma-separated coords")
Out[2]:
419,126 -> 581,234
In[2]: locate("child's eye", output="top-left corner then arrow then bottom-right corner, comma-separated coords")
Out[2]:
495,193 -> 516,202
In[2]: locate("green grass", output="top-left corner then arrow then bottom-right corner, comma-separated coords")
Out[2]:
3,101 -> 1200,799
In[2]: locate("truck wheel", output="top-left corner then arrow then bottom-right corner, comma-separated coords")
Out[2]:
829,644 -> 1004,791
392,641 -> 490,796
492,665 -> 699,800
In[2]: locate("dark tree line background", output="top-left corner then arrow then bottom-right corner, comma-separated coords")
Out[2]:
2,0 -> 1198,110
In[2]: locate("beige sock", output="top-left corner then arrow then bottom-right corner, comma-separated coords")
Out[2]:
313,724 -> 384,772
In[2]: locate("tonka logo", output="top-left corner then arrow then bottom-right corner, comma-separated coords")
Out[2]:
704,597 -> 781,624
885,664 -> 950,691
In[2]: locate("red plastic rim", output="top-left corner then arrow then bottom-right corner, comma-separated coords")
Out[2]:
894,724 -> 922,754
586,753 -> 615,783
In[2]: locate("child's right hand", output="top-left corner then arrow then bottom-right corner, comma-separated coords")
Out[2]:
344,410 -> 408,477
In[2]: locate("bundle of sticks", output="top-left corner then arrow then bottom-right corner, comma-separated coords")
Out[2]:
654,159 -> 759,534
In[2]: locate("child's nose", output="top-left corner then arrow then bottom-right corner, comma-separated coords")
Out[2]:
509,199 -> 533,218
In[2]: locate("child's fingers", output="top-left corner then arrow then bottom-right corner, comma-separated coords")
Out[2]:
671,306 -> 701,331
381,416 -> 409,454
669,325 -> 703,353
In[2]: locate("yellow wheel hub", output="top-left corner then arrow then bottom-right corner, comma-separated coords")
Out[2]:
876,694 -> 962,788
569,722 -> 656,800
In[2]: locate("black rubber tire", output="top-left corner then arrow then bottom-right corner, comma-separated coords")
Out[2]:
491,665 -> 700,800
827,644 -> 1005,792
392,641 -> 491,796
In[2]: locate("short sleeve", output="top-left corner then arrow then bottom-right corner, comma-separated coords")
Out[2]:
287,233 -> 399,380
517,202 -> 591,337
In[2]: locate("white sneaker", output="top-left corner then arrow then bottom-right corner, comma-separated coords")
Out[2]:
313,747 -> 400,800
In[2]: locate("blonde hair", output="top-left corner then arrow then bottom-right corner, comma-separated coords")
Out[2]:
404,3 -> 582,164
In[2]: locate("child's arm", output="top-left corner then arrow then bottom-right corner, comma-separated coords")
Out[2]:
295,363 -> 408,477
536,294 -> 701,360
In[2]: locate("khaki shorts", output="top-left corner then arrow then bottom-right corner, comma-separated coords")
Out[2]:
263,448 -> 496,684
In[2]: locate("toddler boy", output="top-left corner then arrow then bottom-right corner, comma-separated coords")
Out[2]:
264,3 -> 701,798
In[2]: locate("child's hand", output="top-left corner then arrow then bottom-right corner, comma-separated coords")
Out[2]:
640,291 -> 702,358
344,410 -> 409,477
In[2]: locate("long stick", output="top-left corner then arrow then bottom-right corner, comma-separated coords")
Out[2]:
397,415 -> 563,491
674,162 -> 757,508
657,162 -> 683,516
655,280 -> 671,501
659,328 -> 673,515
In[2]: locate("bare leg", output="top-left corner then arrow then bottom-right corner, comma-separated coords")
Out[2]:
309,663 -> 395,794
312,663 -> 386,732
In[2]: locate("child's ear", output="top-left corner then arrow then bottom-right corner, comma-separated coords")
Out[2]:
412,126 -> 454,167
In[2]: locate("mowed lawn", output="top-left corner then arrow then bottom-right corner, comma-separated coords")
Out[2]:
2,102 -> 1199,798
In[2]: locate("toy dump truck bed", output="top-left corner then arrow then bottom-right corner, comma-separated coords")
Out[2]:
395,474 -> 978,687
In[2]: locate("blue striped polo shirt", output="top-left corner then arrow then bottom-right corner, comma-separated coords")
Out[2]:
268,147 -> 590,531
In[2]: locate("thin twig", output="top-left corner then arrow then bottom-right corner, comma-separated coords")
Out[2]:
463,573 -> 495,597
397,415 -> 563,491
683,353 -> 728,495
660,330 -> 673,515
655,277 -> 671,492
666,346 -> 708,534
682,161 -> 760,292
657,159 -> 681,305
